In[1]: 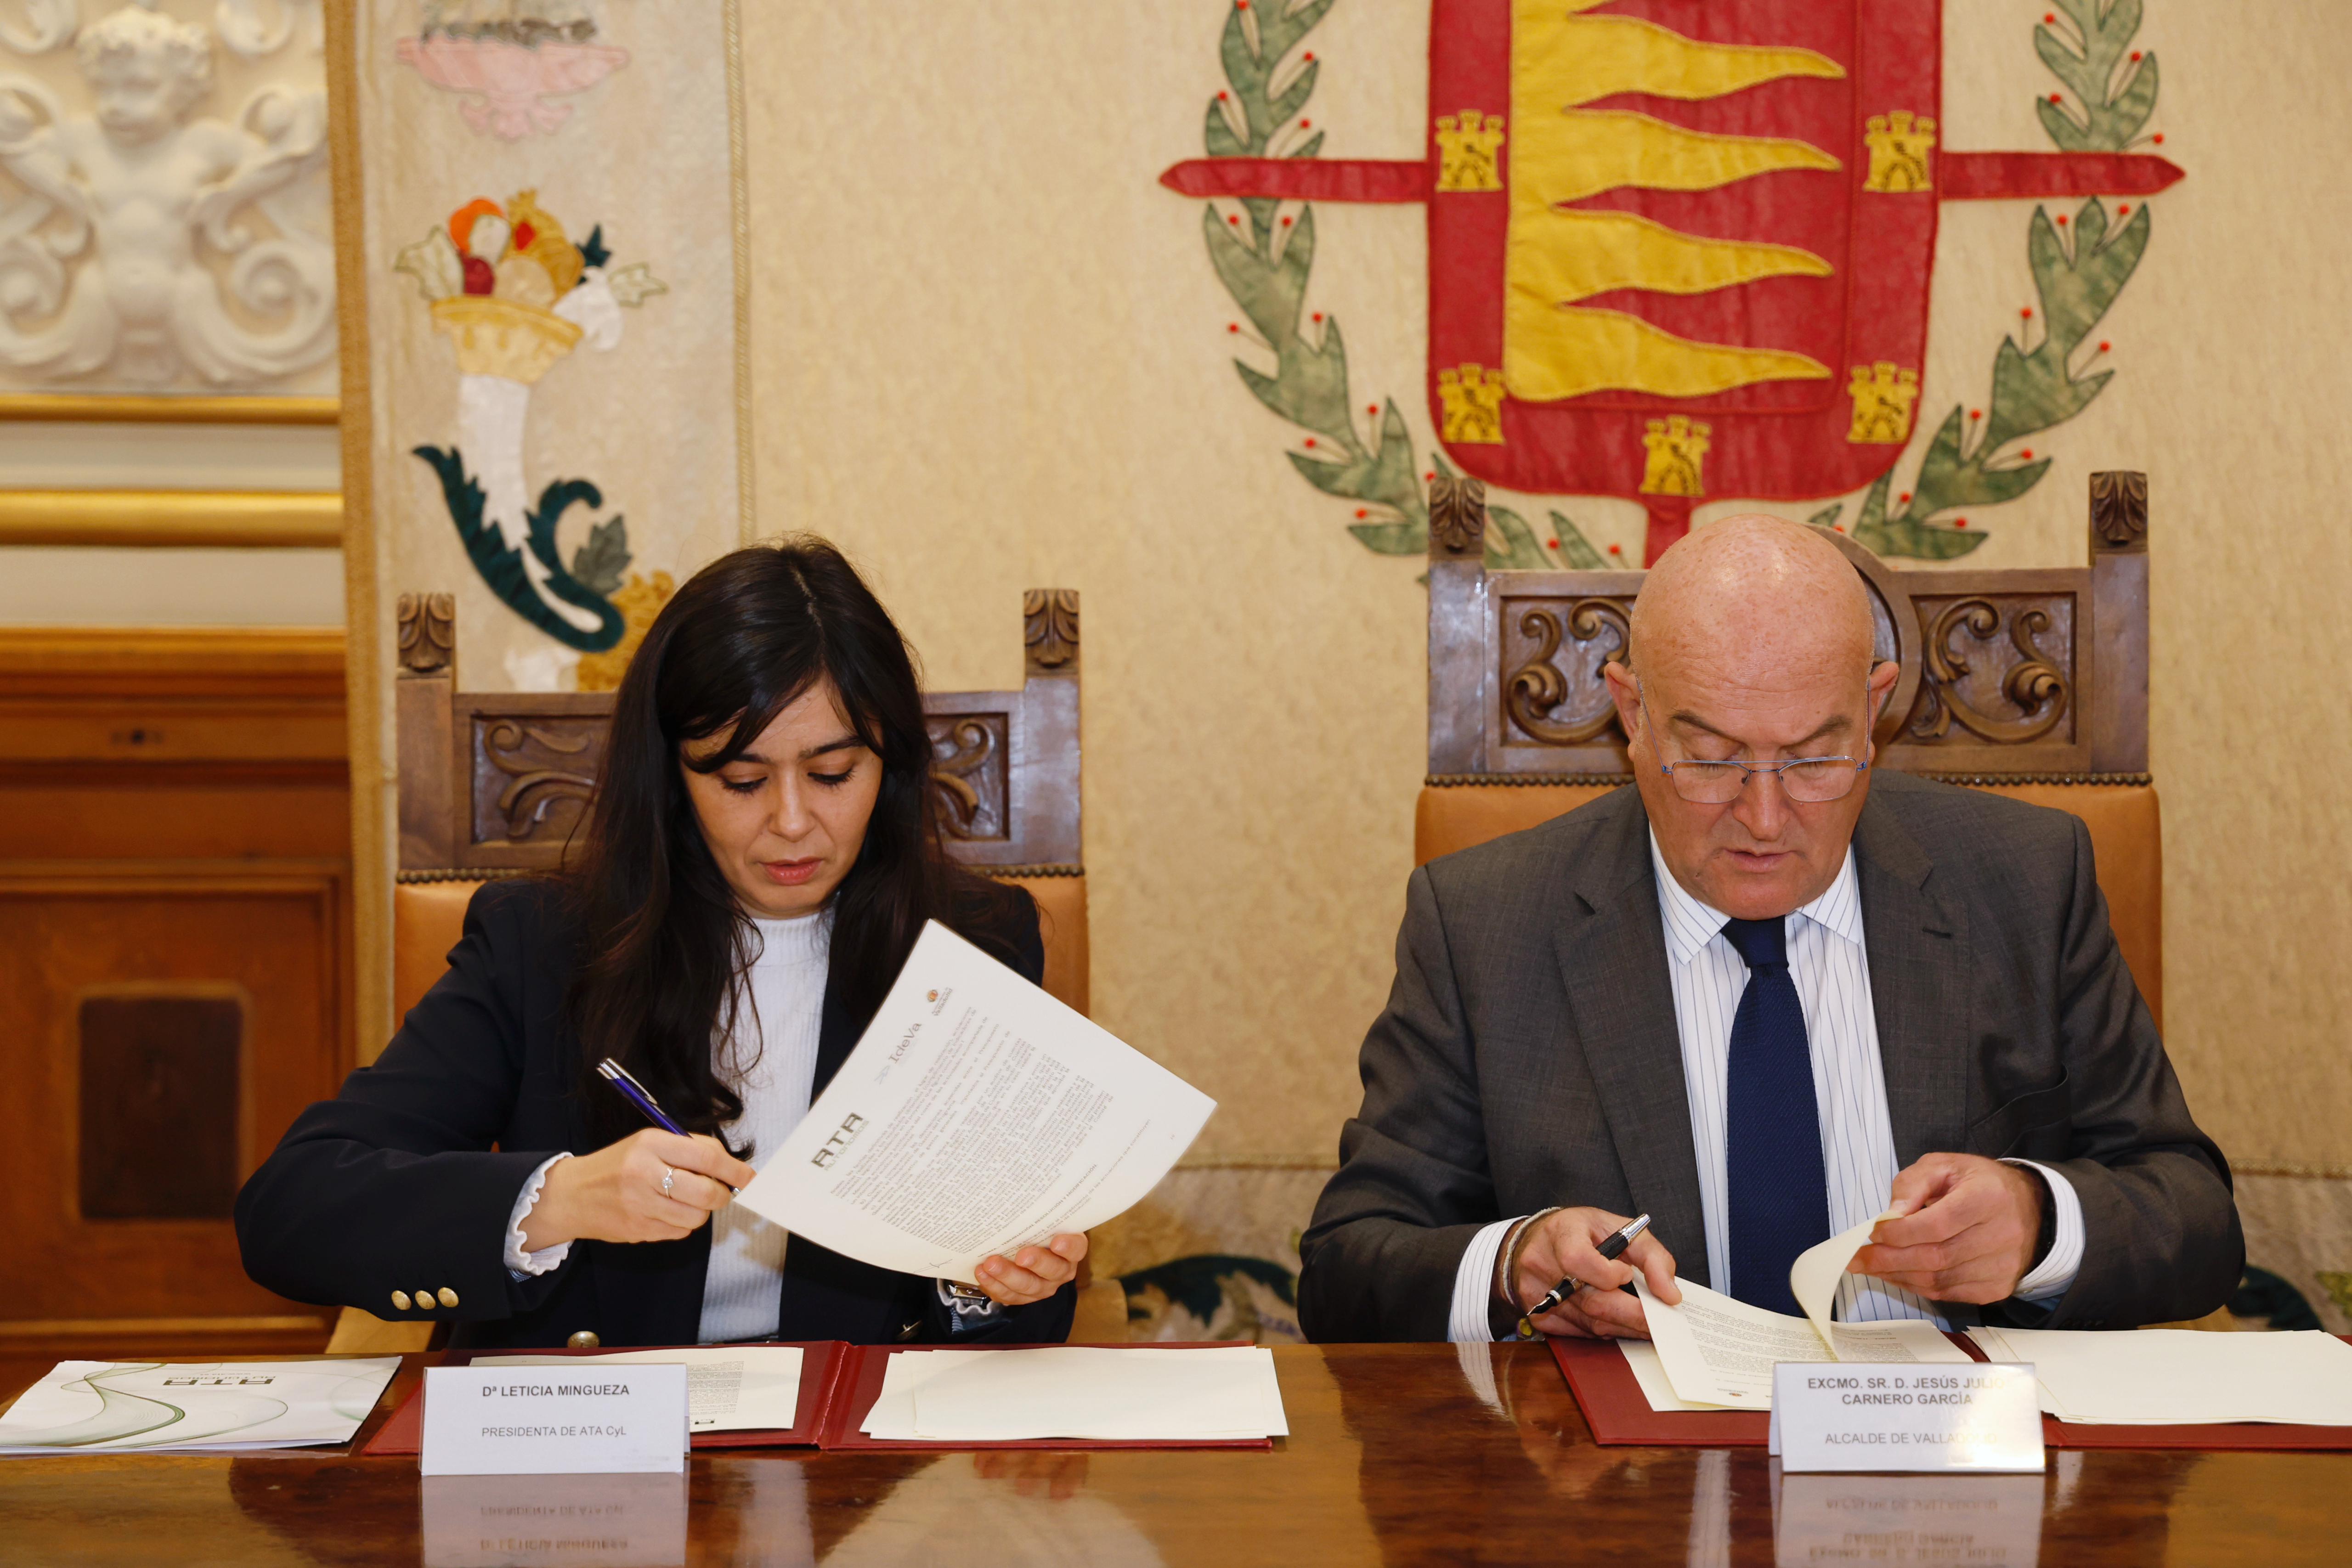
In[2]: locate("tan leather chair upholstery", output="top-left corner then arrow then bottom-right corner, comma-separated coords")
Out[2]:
391,880 -> 481,1024
393,874 -> 1092,1025
1414,781 -> 2162,1029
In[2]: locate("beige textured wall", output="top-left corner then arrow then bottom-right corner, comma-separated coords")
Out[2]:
741,1 -> 2352,1177
745,0 -> 1431,1166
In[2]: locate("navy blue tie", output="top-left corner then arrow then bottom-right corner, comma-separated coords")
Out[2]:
1721,915 -> 1831,1316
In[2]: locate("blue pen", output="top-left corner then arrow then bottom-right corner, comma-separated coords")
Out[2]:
595,1057 -> 689,1134
596,1057 -> 742,1194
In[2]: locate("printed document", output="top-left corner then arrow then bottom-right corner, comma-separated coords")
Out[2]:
0,1358 -> 398,1454
1632,1215 -> 1968,1411
1968,1325 -> 2352,1426
735,922 -> 1216,1285
860,1346 -> 1288,1442
473,1346 -> 804,1433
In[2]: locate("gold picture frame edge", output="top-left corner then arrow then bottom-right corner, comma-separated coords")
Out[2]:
0,490 -> 343,549
0,394 -> 339,425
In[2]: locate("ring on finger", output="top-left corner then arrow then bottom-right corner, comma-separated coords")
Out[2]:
658,1165 -> 676,1198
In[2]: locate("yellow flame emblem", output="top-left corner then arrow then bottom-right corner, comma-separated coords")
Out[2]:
1505,0 -> 1844,404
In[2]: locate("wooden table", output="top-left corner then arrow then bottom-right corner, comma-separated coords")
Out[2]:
2,1343 -> 2345,1565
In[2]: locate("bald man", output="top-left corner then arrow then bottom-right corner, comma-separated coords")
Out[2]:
1299,516 -> 2239,1343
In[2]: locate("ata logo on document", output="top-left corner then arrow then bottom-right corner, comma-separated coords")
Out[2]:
926,987 -> 952,1015
810,1112 -> 868,1170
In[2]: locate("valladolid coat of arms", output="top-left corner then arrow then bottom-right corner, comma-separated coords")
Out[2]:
1163,0 -> 2178,564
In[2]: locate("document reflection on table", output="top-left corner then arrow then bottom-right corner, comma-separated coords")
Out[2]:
821,1453 -> 1164,1568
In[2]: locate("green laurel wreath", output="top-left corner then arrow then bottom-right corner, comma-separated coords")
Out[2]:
1836,0 -> 2160,558
1199,0 -> 1595,570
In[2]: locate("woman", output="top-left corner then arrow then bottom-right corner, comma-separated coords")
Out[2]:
236,539 -> 1084,1348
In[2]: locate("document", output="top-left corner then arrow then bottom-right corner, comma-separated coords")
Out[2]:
0,1358 -> 399,1454
1633,1215 -> 1968,1411
472,1346 -> 804,1433
1968,1325 -> 2352,1426
860,1346 -> 1289,1442
735,921 -> 1217,1285
1616,1337 -> 1731,1414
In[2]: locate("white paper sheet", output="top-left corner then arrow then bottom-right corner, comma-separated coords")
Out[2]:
1635,1214 -> 1968,1410
735,922 -> 1216,1285
860,1347 -> 1287,1442
471,1346 -> 804,1433
1966,1326 -> 2352,1426
0,1358 -> 399,1454
1616,1337 -> 1734,1414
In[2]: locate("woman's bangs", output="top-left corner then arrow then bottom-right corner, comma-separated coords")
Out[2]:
673,660 -> 804,774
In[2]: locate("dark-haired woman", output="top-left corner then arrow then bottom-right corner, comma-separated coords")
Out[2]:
235,540 -> 1083,1348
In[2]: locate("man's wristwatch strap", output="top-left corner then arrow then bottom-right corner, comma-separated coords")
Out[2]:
1487,1207 -> 1562,1342
2028,1168 -> 2057,1271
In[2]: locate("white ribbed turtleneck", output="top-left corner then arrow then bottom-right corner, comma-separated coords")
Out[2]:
695,907 -> 832,1343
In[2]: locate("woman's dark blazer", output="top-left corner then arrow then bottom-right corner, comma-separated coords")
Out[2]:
234,878 -> 1077,1348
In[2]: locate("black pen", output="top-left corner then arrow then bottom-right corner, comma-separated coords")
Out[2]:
1518,1213 -> 1651,1337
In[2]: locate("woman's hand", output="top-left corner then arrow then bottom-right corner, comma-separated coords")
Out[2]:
972,1232 -> 1087,1307
521,1129 -> 757,1250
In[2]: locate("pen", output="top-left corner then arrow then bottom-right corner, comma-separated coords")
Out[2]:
595,1058 -> 743,1196
1518,1212 -> 1651,1338
595,1057 -> 688,1135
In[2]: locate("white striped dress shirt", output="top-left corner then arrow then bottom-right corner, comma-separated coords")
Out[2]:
1447,834 -> 2082,1341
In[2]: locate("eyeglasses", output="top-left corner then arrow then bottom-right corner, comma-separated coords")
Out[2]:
1635,678 -> 1870,804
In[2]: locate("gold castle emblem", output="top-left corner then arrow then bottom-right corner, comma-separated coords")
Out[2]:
1435,109 -> 1505,192
1437,363 -> 1508,443
1863,111 -> 1936,193
1846,361 -> 1922,443
1640,416 -> 1711,497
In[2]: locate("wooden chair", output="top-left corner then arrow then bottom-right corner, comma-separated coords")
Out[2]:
327,587 -> 1098,1355
1417,471 -> 2161,1021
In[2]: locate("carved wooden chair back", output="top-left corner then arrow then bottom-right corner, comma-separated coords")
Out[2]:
388,587 -> 1088,1018
1418,472 -> 2164,1020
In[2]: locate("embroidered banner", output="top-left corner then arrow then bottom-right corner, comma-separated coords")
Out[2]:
352,0 -> 745,692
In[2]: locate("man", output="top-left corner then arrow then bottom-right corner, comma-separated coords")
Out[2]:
1299,516 -> 2239,1343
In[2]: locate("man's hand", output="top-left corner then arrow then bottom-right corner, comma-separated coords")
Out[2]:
521,1129 -> 756,1250
973,1232 -> 1087,1307
1851,1153 -> 2042,1304
1508,1208 -> 1680,1340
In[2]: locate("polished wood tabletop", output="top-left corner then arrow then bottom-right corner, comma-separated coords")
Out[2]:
1,1342 -> 2345,1566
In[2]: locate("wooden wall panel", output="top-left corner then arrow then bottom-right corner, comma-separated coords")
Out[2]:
0,630 -> 349,1362
79,994 -> 245,1220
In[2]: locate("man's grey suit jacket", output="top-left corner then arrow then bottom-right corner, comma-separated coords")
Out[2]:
1298,772 -> 2240,1342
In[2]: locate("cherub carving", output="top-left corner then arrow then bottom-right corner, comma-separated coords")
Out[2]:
0,1 -> 332,386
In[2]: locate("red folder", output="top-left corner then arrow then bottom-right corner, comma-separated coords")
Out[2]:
814,1341 -> 1275,1451
1549,1336 -> 1771,1447
1552,1332 -> 2352,1451
360,1339 -> 1278,1458
361,1340 -> 850,1455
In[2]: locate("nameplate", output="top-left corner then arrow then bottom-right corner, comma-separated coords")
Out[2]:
1769,1362 -> 2044,1474
419,1365 -> 689,1477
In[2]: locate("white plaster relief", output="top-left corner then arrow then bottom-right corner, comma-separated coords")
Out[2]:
0,1 -> 333,392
